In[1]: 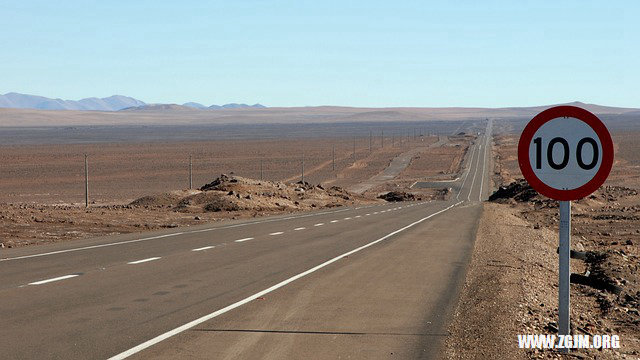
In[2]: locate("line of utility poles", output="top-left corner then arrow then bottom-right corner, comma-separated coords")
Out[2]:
78,129 -> 436,206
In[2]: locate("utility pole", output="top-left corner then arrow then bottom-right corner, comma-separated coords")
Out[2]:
189,154 -> 193,190
332,144 -> 335,171
301,149 -> 305,183
84,154 -> 89,207
353,136 -> 356,160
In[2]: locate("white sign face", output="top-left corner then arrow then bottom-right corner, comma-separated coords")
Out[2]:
528,117 -> 602,190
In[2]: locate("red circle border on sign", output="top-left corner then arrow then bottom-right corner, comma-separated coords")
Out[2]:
517,105 -> 614,201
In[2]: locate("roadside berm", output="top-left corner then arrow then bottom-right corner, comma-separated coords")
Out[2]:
131,174 -> 367,213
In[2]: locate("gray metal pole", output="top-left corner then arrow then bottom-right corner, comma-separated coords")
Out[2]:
353,136 -> 356,160
84,154 -> 89,207
332,144 -> 335,171
559,200 -> 571,349
189,154 -> 193,190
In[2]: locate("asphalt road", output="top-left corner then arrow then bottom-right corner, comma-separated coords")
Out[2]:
0,120 -> 492,359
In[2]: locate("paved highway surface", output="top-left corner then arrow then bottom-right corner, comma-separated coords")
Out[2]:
0,120 -> 492,359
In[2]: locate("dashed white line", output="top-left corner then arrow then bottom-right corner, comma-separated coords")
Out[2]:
293,227 -> 306,231
365,213 -> 371,216
343,217 -> 352,220
192,246 -> 215,251
269,232 -> 284,236
107,201 -> 464,360
28,274 -> 80,286
314,223 -> 324,227
234,237 -> 255,243
330,220 -> 339,223
1,207 -> 354,262
355,215 -> 361,218
127,257 -> 161,265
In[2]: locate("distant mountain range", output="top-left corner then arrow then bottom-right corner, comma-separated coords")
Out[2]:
0,92 -> 265,111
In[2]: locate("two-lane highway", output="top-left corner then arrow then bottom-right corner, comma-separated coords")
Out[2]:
0,120 -> 493,359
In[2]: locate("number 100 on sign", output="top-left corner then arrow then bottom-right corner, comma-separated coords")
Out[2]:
530,118 -> 601,190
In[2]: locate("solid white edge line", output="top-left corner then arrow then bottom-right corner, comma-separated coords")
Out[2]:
106,201 -> 463,360
28,274 -> 80,285
234,237 -> 255,243
127,257 -> 161,265
192,246 -> 215,251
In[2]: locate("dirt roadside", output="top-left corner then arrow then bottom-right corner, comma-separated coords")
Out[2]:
445,139 -> 640,359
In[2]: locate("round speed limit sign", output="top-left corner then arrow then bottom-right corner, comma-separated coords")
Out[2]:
518,106 -> 614,201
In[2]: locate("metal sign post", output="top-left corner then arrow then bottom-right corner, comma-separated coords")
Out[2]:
558,200 -> 571,345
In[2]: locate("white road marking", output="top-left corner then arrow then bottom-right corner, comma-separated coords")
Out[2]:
192,246 -> 215,251
365,213 -> 371,216
107,201 -> 463,360
29,274 -> 79,286
467,139 -> 482,201
343,217 -> 352,220
456,139 -> 478,201
373,212 -> 379,214
293,227 -> 306,231
127,257 -> 161,265
1,208 -> 353,262
330,220 -> 339,223
269,232 -> 284,236
355,215 -> 361,218
234,238 -> 255,243
314,223 -> 324,227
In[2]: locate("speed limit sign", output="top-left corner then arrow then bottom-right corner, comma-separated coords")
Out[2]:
518,105 -> 614,201
518,105 -> 614,348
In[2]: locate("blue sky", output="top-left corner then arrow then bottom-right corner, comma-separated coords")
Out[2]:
2,1 -> 638,107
